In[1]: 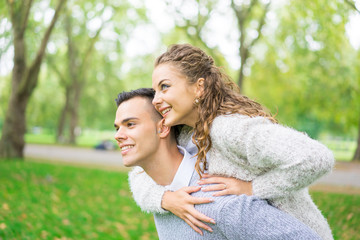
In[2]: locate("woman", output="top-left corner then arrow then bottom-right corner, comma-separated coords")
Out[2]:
129,44 -> 334,240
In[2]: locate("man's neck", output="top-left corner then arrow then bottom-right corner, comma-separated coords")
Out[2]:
141,143 -> 183,186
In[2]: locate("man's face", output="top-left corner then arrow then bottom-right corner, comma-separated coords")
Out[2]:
114,97 -> 160,167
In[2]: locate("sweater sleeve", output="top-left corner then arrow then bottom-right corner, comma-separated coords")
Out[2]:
218,195 -> 322,240
128,167 -> 168,214
211,115 -> 335,200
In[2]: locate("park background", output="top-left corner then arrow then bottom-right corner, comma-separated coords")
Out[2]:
0,0 -> 359,239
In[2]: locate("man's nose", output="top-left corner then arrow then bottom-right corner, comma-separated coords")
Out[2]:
114,128 -> 127,141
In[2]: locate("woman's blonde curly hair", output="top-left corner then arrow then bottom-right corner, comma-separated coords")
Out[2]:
155,44 -> 277,176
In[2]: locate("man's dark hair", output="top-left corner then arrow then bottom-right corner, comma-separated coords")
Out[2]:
115,88 -> 155,107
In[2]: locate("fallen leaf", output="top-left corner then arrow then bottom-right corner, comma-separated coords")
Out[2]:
0,223 -> 6,230
2,203 -> 9,211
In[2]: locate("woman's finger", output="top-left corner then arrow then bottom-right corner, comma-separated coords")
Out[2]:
198,177 -> 225,185
201,173 -> 213,178
189,196 -> 214,205
186,213 -> 213,233
201,183 -> 227,192
182,186 -> 202,194
183,218 -> 203,235
211,189 -> 230,197
186,206 -> 216,224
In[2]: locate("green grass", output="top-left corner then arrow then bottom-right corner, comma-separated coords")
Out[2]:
310,191 -> 360,240
1,160 -> 359,240
0,160 -> 157,240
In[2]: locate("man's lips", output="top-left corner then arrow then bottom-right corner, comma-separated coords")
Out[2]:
119,144 -> 134,154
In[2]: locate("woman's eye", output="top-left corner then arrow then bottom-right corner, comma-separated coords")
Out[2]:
160,84 -> 170,91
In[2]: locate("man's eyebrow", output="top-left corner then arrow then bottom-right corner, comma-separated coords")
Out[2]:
121,117 -> 139,124
114,117 -> 138,128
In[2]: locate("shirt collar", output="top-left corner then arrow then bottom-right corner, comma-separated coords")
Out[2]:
166,146 -> 196,191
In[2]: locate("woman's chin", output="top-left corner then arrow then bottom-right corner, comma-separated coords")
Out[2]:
164,117 -> 177,127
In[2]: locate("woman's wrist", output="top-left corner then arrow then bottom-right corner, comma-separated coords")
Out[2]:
161,190 -> 173,210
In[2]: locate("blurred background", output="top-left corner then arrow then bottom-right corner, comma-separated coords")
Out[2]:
0,0 -> 359,160
0,0 -> 360,239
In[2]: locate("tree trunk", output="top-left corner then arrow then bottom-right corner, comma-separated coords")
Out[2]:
0,0 -> 66,159
56,86 -> 71,143
0,90 -> 28,158
237,46 -> 249,92
0,12 -> 28,158
353,117 -> 360,161
69,82 -> 81,144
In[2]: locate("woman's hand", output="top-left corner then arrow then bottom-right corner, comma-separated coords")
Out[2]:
198,174 -> 253,197
161,186 -> 216,235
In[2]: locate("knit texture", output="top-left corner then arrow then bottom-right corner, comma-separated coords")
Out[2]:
129,114 -> 335,239
154,170 -> 322,240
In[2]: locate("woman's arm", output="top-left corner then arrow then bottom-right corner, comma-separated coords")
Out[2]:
128,167 -> 216,234
211,115 -> 335,200
128,167 -> 167,213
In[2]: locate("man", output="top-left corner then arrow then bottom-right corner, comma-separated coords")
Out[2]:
114,88 -> 321,240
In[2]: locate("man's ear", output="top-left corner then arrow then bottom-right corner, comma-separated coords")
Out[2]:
157,118 -> 171,138
196,78 -> 204,97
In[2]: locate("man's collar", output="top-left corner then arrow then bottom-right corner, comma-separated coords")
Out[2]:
165,146 -> 196,191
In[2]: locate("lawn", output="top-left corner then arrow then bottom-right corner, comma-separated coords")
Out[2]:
0,160 -> 157,240
0,160 -> 359,240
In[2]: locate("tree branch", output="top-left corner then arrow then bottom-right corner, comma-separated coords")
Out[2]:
21,0 -> 34,34
345,0 -> 360,14
18,0 -> 67,96
249,1 -> 271,49
46,55 -> 67,86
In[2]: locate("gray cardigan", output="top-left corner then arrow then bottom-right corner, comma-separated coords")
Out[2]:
129,114 -> 334,240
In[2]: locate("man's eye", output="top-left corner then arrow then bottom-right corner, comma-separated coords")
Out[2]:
127,122 -> 135,127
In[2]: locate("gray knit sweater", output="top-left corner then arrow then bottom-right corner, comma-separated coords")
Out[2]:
154,169 -> 322,240
129,114 -> 334,240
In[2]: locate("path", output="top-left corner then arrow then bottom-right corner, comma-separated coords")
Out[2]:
24,144 -> 360,193
24,143 -> 125,170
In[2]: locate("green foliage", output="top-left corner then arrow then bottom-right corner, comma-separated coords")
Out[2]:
1,0 -> 360,153
0,160 -> 157,239
247,0 -> 359,138
311,191 -> 360,240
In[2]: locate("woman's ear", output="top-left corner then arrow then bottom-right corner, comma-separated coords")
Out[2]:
157,118 -> 171,138
196,78 -> 205,97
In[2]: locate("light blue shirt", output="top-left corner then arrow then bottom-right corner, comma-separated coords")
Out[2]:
165,146 -> 196,192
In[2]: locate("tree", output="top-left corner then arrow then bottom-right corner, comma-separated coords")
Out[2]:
247,0 -> 359,158
345,0 -> 360,161
50,4 -> 108,144
0,0 -> 66,159
162,0 -> 271,92
230,0 -> 271,91
162,0 -> 231,72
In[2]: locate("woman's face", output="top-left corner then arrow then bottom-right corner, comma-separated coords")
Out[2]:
152,63 -> 200,127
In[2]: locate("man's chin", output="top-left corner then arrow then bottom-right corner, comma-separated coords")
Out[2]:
122,159 -> 135,167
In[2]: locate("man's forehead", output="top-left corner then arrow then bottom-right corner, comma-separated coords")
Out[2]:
116,97 -> 153,120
